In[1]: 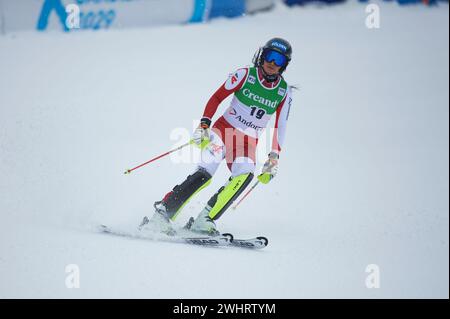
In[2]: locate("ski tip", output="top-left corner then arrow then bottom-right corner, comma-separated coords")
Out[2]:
98,224 -> 109,232
124,169 -> 131,175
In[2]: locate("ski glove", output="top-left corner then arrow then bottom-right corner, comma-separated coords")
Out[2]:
258,151 -> 279,184
191,117 -> 211,150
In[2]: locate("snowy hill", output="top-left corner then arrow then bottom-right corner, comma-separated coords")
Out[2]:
0,1 -> 448,298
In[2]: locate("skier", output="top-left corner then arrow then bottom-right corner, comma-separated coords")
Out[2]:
141,38 -> 294,235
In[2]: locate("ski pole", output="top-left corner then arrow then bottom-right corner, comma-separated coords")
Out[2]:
124,141 -> 191,175
232,180 -> 260,210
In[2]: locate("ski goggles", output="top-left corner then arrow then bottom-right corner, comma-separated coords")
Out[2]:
263,50 -> 288,67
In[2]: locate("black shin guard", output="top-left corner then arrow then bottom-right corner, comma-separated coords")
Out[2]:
161,168 -> 212,219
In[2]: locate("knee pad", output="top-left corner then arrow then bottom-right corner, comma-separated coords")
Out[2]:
163,167 -> 212,220
207,173 -> 254,221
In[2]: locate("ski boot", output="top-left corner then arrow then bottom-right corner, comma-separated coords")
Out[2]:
187,206 -> 220,236
139,201 -> 176,236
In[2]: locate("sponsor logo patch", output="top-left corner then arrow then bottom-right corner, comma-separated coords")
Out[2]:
272,41 -> 287,52
225,69 -> 245,90
209,143 -> 224,155
242,88 -> 279,108
231,73 -> 238,85
278,87 -> 286,96
235,115 -> 264,131
248,75 -> 256,84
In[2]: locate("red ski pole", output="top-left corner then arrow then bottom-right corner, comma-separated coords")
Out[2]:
124,141 -> 191,175
232,181 -> 260,210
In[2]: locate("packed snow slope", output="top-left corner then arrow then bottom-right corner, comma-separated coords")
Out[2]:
0,2 -> 448,298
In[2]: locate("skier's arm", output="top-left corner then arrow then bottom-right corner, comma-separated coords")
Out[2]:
201,68 -> 248,125
258,89 -> 292,184
271,87 -> 293,155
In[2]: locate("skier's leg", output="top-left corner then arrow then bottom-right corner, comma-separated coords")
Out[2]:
141,167 -> 213,233
157,167 -> 213,221
190,157 -> 255,234
159,130 -> 226,220
142,130 -> 226,231
208,157 -> 256,220
189,126 -> 258,234
196,128 -> 226,177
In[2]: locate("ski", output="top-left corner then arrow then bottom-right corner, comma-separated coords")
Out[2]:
98,224 -> 233,248
183,217 -> 269,250
229,236 -> 269,250
98,224 -> 269,250
182,230 -> 268,250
